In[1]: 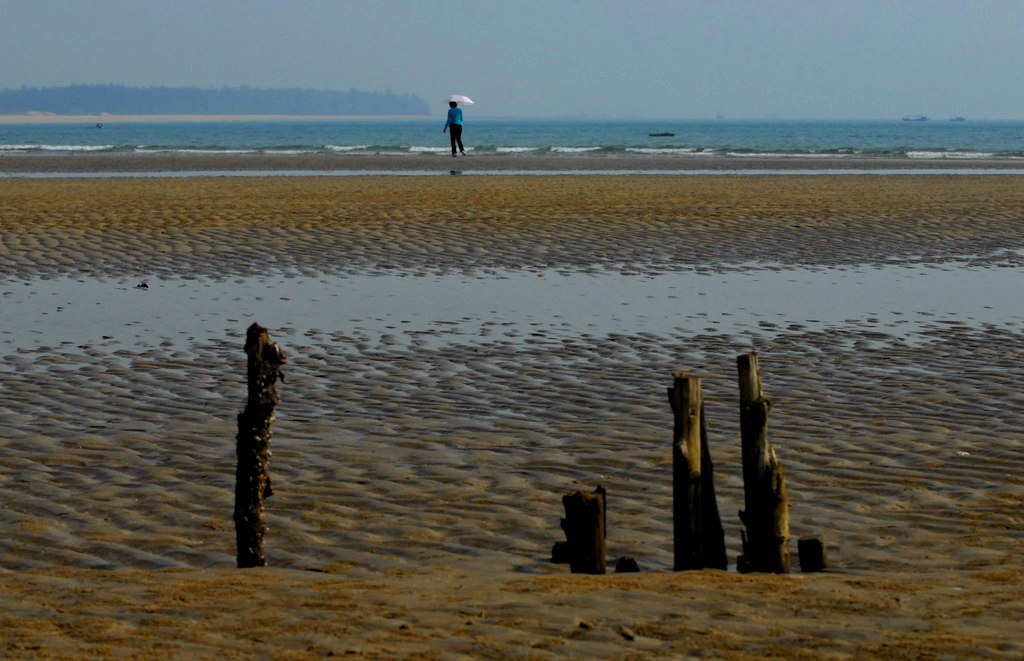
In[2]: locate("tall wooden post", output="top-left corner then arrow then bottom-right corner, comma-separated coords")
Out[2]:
234,323 -> 286,568
560,486 -> 607,574
699,402 -> 728,570
737,353 -> 790,573
669,373 -> 703,570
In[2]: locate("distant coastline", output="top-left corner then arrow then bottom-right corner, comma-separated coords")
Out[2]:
0,84 -> 431,118
0,113 -> 432,125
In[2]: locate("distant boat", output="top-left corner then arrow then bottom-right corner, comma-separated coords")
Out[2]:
949,116 -> 966,122
648,132 -> 675,137
902,115 -> 929,122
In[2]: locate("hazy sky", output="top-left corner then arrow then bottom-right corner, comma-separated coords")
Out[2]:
3,0 -> 1023,119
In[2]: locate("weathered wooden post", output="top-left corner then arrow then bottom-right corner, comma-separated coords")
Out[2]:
560,486 -> 607,574
668,373 -> 703,570
234,323 -> 286,568
668,373 -> 728,571
736,353 -> 790,573
699,401 -> 728,570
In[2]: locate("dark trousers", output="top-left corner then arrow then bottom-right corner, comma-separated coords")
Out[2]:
449,124 -> 464,155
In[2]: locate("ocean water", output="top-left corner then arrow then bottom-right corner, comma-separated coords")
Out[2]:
3,118 -> 1024,160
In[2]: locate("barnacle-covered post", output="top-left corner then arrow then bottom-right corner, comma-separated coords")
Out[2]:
234,323 -> 286,568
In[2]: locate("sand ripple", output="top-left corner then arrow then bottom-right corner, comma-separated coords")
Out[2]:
1,324 -> 1021,578
1,175 -> 1022,657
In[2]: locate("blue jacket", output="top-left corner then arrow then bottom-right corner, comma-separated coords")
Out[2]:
445,107 -> 463,129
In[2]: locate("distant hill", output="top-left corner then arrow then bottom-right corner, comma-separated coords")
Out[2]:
0,84 -> 430,116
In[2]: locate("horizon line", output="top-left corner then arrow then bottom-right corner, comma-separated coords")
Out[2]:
2,112 -> 1022,125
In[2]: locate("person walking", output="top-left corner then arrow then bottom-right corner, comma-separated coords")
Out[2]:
443,101 -> 466,157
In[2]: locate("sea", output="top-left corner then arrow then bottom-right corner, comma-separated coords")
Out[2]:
3,118 -> 1024,162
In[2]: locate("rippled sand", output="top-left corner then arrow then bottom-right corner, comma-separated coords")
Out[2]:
1,175 -> 1022,658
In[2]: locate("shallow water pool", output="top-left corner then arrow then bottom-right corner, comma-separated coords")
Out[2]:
3,261 -> 1021,353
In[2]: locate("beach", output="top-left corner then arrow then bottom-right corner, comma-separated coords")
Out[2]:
5,151 -> 1024,173
1,172 -> 1022,658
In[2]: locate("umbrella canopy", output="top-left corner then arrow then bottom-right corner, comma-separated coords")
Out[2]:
444,95 -> 475,105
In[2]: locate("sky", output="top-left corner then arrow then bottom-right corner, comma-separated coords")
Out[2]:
2,0 -> 1023,120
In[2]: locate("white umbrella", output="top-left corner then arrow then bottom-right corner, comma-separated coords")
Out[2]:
444,95 -> 475,105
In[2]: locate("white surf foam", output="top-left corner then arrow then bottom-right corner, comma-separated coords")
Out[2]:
627,147 -> 706,155
906,150 -> 996,159
1,144 -> 113,152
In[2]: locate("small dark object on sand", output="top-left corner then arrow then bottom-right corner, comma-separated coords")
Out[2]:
798,537 -> 828,572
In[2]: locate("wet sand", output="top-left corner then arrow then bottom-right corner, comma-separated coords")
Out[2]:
1,175 -> 1022,658
4,150 -> 1024,173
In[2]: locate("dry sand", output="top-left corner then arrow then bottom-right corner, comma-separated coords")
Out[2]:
1,175 -> 1022,658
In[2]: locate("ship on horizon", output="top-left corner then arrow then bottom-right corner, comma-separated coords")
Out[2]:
902,115 -> 929,122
